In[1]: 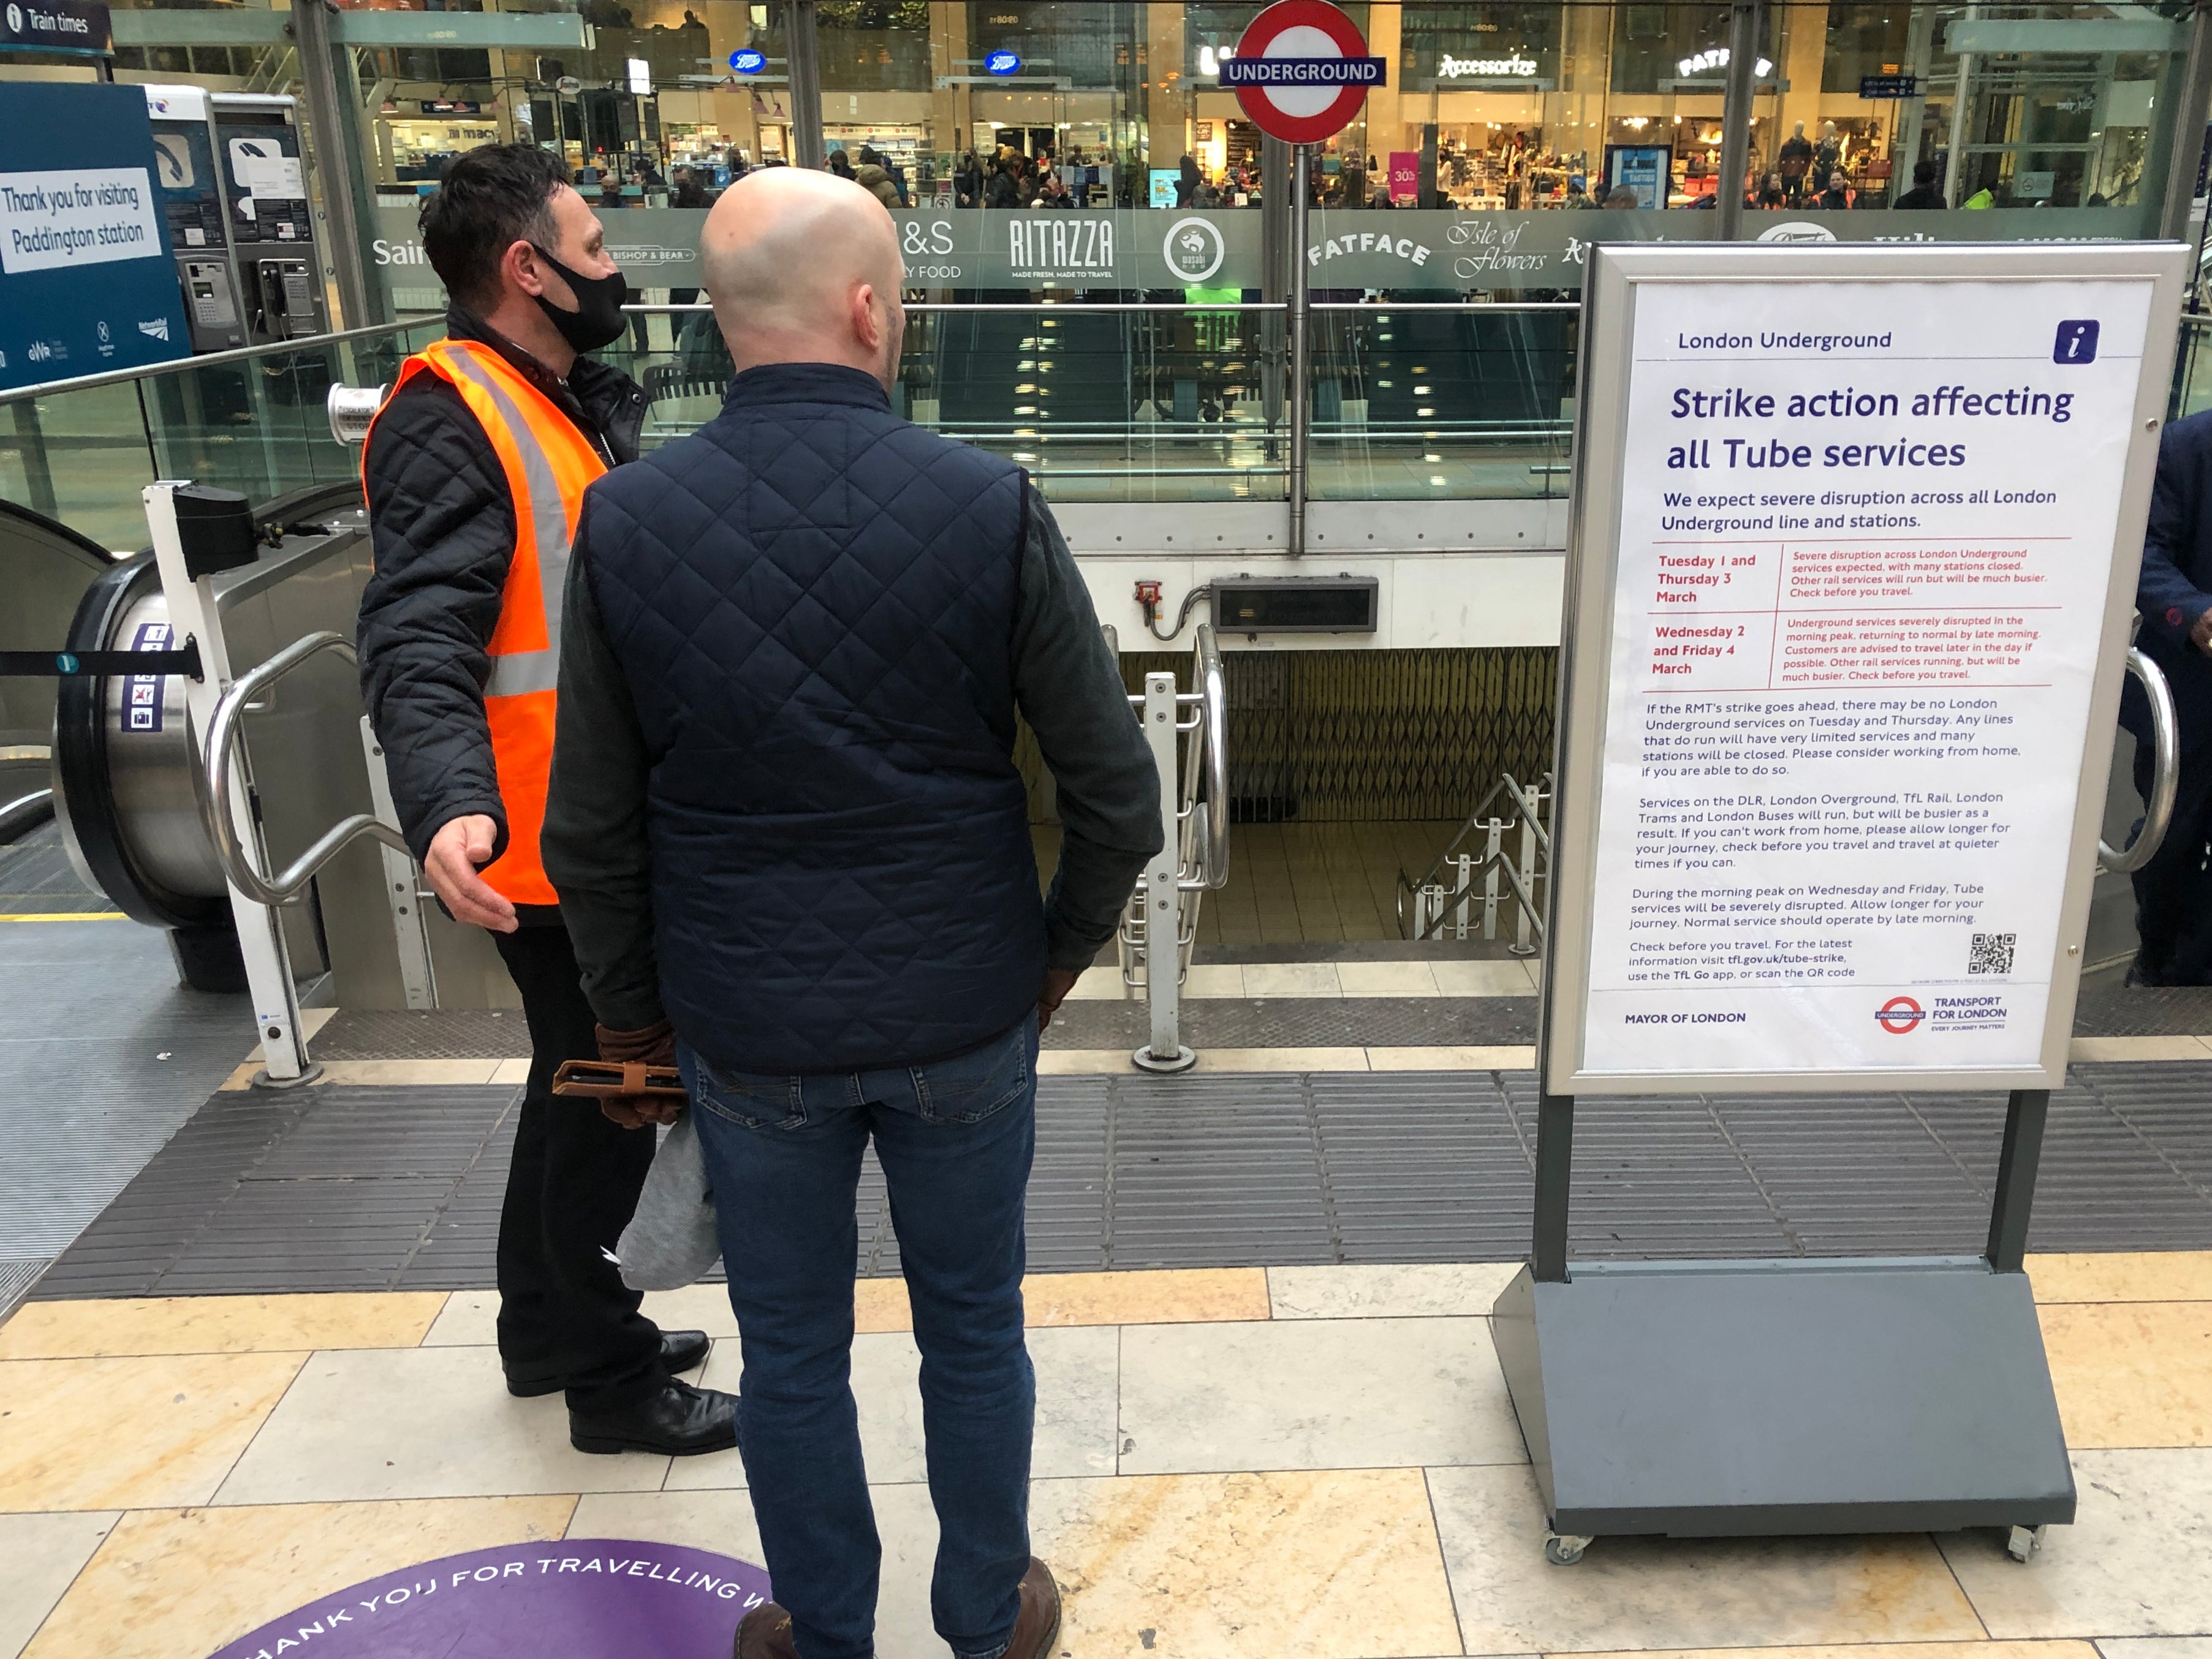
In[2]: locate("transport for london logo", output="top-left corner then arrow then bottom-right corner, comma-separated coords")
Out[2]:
1876,996 -> 1925,1034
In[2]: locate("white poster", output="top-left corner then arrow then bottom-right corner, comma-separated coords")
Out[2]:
1580,277 -> 2154,1076
0,167 -> 162,275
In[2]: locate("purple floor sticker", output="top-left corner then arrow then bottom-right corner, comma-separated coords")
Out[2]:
206,1538 -> 771,1658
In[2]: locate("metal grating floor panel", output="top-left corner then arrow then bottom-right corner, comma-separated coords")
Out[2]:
26,1062 -> 2212,1299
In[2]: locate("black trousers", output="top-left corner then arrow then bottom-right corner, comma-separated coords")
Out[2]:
2131,740 -> 2212,984
492,922 -> 665,1408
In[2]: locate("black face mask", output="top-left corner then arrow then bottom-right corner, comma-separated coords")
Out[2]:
529,244 -> 629,353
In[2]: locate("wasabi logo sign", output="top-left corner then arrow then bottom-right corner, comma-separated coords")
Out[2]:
205,1540 -> 772,1659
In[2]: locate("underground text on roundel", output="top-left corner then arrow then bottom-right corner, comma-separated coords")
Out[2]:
1579,276 -> 2154,1075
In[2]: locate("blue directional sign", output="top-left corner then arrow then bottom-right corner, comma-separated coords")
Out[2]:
729,47 -> 765,73
985,50 -> 1021,76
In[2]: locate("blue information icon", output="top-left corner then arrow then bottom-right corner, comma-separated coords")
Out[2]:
2054,319 -> 2099,364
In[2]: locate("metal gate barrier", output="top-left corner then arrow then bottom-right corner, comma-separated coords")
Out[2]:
1113,624 -> 1230,1073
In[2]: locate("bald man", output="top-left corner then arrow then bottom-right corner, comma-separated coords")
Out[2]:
540,169 -> 1160,1659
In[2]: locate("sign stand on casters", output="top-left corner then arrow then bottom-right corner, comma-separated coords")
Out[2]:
1494,240 -> 2188,1565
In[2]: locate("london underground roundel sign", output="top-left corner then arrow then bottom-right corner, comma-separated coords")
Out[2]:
1222,0 -> 1386,145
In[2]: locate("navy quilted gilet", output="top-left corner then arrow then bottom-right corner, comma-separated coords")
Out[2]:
580,362 -> 1041,1073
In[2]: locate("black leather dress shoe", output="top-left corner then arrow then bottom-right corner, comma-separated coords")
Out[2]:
507,1329 -> 711,1398
570,1378 -> 738,1456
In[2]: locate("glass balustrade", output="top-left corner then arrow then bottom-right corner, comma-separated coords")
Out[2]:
0,320 -> 445,552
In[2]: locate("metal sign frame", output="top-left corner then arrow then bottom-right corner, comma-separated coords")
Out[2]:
1540,240 -> 2188,1099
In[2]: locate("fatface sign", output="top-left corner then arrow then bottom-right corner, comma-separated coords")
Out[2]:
1544,243 -> 2183,1093
1224,0 -> 1385,145
205,1540 -> 772,1659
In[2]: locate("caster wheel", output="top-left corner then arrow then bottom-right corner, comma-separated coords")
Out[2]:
1544,1533 -> 1592,1566
2006,1524 -> 2045,1563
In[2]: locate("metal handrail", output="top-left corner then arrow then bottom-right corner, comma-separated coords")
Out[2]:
203,630 -> 410,906
619,300 -> 1583,314
0,316 -> 442,408
1181,623 -> 1230,893
1397,771 -> 1550,943
2101,647 -> 2178,873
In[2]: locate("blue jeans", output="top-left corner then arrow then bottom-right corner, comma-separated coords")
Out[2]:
682,1016 -> 1039,1659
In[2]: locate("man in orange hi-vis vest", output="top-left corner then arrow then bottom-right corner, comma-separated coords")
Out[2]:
357,143 -> 737,1458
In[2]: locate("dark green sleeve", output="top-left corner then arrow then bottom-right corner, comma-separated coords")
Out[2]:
542,508 -> 665,1030
1010,485 -> 1164,971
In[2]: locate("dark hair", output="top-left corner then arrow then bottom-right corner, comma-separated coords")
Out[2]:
1913,161 -> 1936,186
421,142 -> 568,309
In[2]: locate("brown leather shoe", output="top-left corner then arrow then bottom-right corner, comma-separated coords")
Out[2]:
733,1601 -> 797,1659
1001,1557 -> 1062,1659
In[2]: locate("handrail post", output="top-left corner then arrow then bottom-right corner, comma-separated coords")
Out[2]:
1288,145 -> 1312,558
144,482 -> 319,1088
1132,670 -> 1195,1073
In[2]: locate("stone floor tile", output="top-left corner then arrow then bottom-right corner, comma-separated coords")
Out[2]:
2067,1037 -> 2212,1064
1241,962 -> 1343,999
0,1293 -> 447,1359
2098,1642 -> 2212,1659
572,1483 -> 956,1659
0,1511 -> 118,1659
1565,1646 -> 2096,1659
0,1352 -> 305,1511
1267,1262 -> 1523,1320
644,1282 -> 743,1339
1368,1045 -> 1538,1071
667,1325 -> 1119,1492
1036,1049 -> 1134,1075
1433,959 -> 1540,997
489,1057 -> 532,1084
2029,1252 -> 2212,1306
1197,1046 -> 1369,1073
1428,1464 -> 1985,1652
2040,1303 -> 2212,1448
19,1497 -> 573,1659
1339,961 -> 1442,997
1941,1449 -> 2212,1636
1118,1315 -> 1524,1474
426,1283 -> 900,1343
1065,971 -> 1135,1001
1025,1268 -> 1269,1327
1183,964 -> 1247,999
1032,1468 -> 1463,1658
419,1288 -> 498,1347
211,1346 -> 670,1503
313,1059 -> 505,1086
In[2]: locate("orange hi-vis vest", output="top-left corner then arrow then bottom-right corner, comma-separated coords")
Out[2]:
366,338 -> 607,907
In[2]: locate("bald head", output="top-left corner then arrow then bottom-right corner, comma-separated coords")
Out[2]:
700,167 -> 905,388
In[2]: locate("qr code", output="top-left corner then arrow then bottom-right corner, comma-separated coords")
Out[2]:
1969,932 -> 2015,975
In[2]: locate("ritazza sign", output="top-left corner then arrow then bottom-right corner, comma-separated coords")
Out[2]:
1004,215 -> 1114,281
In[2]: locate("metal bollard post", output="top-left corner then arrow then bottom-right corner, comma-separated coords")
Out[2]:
1132,670 -> 1196,1073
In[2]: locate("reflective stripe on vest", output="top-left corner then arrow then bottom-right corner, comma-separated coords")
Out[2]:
364,338 -> 607,906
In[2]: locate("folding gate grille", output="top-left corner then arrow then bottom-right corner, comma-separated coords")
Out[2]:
1020,646 -> 1558,825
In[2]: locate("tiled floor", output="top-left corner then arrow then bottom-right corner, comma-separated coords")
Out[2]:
4,1254 -> 2208,1659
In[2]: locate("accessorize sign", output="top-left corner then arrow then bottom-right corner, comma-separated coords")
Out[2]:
205,1540 -> 772,1658
1548,243 -> 2181,1090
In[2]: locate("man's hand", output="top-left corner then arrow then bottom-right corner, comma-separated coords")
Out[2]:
596,1019 -> 682,1128
1037,967 -> 1080,1032
2192,607 -> 2212,656
424,814 -> 517,933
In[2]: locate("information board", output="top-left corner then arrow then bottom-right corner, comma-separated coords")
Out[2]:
1543,242 -> 2186,1093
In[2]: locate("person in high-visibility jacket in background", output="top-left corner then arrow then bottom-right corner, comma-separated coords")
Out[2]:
357,142 -> 738,1457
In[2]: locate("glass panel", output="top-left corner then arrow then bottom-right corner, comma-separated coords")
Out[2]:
0,322 -> 441,551
600,301 -> 1293,502
1305,303 -> 1575,499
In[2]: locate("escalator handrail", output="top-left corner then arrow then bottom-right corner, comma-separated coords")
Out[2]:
1181,623 -> 1230,893
202,630 -> 409,906
2102,647 -> 2177,874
